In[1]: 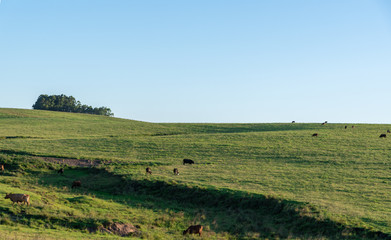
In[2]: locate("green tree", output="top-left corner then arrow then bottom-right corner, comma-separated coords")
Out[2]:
32,94 -> 114,116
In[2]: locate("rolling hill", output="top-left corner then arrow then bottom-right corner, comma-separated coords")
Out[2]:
0,108 -> 390,239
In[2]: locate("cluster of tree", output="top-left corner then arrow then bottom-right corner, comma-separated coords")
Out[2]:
32,94 -> 114,116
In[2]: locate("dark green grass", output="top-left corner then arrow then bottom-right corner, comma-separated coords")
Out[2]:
1,108 -> 391,238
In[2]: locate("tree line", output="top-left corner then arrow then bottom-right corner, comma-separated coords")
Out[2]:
32,94 -> 114,116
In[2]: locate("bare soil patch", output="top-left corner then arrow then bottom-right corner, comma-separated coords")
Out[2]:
36,156 -> 109,167
88,222 -> 142,237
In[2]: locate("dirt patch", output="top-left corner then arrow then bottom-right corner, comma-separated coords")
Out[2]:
89,222 -> 142,237
0,149 -> 109,168
36,156 -> 109,167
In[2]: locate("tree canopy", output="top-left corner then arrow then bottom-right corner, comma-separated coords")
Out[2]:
32,94 -> 113,117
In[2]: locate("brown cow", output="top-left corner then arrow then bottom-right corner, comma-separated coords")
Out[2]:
352,125 -> 355,128
72,180 -> 81,189
183,225 -> 203,236
5,193 -> 30,205
0,164 -> 4,172
312,133 -> 318,137
380,134 -> 387,138
146,167 -> 152,175
173,168 -> 179,175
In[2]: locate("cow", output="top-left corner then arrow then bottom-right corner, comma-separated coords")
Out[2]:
312,133 -> 318,137
352,126 -> 355,128
380,134 -> 387,138
387,130 -> 390,134
57,168 -> 64,175
146,167 -> 152,175
321,123 -> 325,125
0,164 -> 4,172
183,225 -> 203,236
72,180 -> 81,189
345,126 -> 347,129
173,168 -> 179,175
183,159 -> 194,165
5,193 -> 30,205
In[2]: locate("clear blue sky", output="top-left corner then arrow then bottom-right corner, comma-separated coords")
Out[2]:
1,1 -> 391,123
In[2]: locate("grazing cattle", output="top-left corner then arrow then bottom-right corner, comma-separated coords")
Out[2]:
146,167 -> 152,175
72,180 -> 81,189
173,168 -> 179,175
0,164 -> 4,172
345,126 -> 347,129
183,159 -> 195,165
387,130 -> 391,133
183,225 -> 203,236
5,193 -> 30,205
380,134 -> 387,138
321,123 -> 325,125
57,168 -> 64,175
292,121 -> 295,123
312,133 -> 318,137
352,126 -> 355,128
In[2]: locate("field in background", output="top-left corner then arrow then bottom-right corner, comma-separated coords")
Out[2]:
0,108 -> 390,239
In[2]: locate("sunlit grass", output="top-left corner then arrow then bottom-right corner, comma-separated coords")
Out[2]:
1,108 -> 391,238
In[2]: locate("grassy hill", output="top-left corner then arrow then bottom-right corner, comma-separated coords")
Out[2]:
0,108 -> 390,239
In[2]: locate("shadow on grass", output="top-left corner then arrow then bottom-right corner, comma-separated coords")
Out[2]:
2,153 -> 389,239
0,205 -> 108,230
180,123 -> 321,135
37,167 -> 391,240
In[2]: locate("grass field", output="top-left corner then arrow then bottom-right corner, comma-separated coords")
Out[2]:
0,108 -> 390,239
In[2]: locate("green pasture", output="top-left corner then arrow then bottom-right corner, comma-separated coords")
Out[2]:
0,108 -> 390,239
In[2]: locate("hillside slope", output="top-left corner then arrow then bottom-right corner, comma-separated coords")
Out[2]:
0,108 -> 390,239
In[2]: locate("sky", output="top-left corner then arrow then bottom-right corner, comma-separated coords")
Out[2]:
1,0 -> 391,123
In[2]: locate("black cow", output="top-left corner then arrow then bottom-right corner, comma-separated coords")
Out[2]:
57,168 -> 64,175
173,168 -> 179,175
387,130 -> 390,133
345,126 -> 347,129
183,159 -> 194,165
312,133 -> 318,137
380,134 -> 387,138
146,167 -> 152,175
